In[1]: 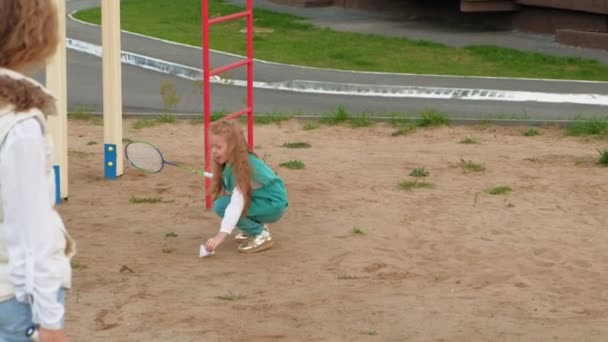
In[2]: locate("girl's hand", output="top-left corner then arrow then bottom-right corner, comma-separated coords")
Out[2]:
39,328 -> 69,342
205,232 -> 228,252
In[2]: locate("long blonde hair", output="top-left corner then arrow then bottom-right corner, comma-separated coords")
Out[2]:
210,120 -> 253,215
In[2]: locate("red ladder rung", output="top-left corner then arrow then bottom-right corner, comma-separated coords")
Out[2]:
222,107 -> 252,121
210,59 -> 251,77
209,10 -> 250,25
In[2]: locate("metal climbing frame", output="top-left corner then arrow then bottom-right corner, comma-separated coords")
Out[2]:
201,0 -> 255,209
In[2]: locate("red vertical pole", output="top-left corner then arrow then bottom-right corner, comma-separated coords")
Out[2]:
246,0 -> 254,150
202,0 -> 212,209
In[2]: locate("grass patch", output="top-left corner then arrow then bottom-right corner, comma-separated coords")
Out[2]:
252,113 -> 291,125
279,160 -> 305,170
417,109 -> 449,127
282,142 -> 311,149
68,106 -> 102,125
398,180 -> 434,191
162,247 -> 176,254
352,227 -> 365,235
74,0 -> 608,81
350,114 -> 373,128
361,330 -> 378,336
409,167 -> 429,177
391,123 -> 416,136
189,110 -> 228,124
165,232 -> 179,238
598,148 -> 608,166
86,141 -> 98,146
215,291 -> 246,301
129,196 -> 166,204
460,159 -> 486,173
302,121 -> 320,130
133,114 -> 176,129
70,259 -> 88,270
459,137 -> 479,144
487,185 -> 512,195
320,106 -> 350,125
567,118 -> 608,136
523,128 -> 540,136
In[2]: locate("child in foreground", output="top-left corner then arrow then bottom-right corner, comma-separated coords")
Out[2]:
204,120 -> 288,253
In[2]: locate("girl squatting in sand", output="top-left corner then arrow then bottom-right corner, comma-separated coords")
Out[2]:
204,121 -> 288,253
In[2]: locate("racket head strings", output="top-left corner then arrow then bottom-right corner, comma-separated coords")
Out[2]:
125,141 -> 165,173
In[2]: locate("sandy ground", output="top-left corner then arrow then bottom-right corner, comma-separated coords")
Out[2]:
59,118 -> 608,341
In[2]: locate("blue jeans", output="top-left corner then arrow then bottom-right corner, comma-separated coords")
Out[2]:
0,289 -> 65,342
213,196 -> 286,236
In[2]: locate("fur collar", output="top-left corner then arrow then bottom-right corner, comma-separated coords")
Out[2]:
0,68 -> 56,116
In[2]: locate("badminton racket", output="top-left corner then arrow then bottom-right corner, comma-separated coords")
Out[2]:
125,141 -> 213,178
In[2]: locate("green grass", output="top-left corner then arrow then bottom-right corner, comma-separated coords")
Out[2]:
398,180 -> 434,191
409,167 -> 429,177
74,0 -> 608,81
523,128 -> 540,136
391,123 -> 417,136
165,232 -> 179,238
487,185 -> 512,195
282,142 -> 311,149
352,227 -> 365,235
129,196 -> 166,204
215,291 -> 247,301
133,114 -> 177,129
70,259 -> 88,270
279,160 -> 305,170
417,109 -> 449,127
460,159 -> 486,173
320,106 -> 350,125
252,113 -> 291,125
566,118 -> 608,136
459,137 -> 479,144
302,121 -> 320,130
350,114 -> 373,128
68,106 -> 102,125
598,148 -> 608,166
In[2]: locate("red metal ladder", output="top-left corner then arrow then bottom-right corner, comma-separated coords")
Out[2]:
201,0 -> 255,209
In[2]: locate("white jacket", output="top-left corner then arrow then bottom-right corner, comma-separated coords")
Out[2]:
0,67 -> 75,330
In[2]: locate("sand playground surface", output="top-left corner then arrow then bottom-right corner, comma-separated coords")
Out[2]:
60,118 -> 608,341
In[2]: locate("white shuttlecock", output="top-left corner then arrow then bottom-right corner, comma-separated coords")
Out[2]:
199,244 -> 215,257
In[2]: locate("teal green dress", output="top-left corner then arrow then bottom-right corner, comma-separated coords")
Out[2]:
212,154 -> 288,236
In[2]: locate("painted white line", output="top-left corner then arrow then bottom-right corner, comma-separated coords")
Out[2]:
67,10 -> 608,85
66,38 -> 608,105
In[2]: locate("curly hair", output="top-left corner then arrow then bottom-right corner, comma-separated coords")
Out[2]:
210,120 -> 254,216
0,0 -> 59,70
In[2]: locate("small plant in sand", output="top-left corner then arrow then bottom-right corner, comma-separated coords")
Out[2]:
598,148 -> 608,166
165,232 -> 179,238
280,160 -> 305,170
361,329 -> 378,336
132,114 -> 176,129
398,180 -> 434,191
567,117 -> 608,136
320,105 -> 349,125
68,106 -> 102,125
417,109 -> 449,127
352,227 -> 365,235
523,128 -> 540,136
282,142 -> 311,149
350,113 -> 373,128
129,196 -> 165,204
252,113 -> 291,125
409,167 -> 429,177
487,186 -> 512,195
160,80 -> 181,113
459,159 -> 486,173
215,291 -> 246,301
70,259 -> 88,270
460,137 -> 479,144
162,247 -> 176,254
302,121 -> 320,130
391,123 -> 416,136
